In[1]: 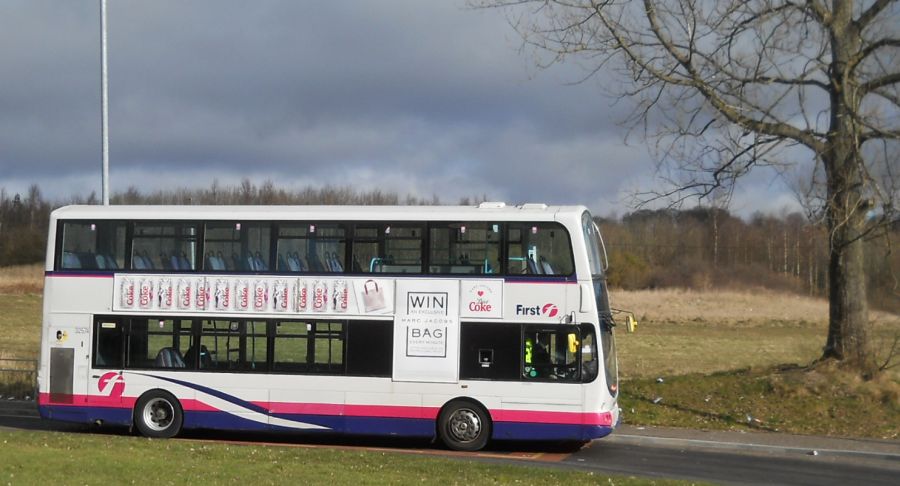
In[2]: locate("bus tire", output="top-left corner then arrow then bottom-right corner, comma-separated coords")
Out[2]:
134,390 -> 183,439
438,400 -> 491,452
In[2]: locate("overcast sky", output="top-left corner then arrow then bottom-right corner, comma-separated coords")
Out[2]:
0,0 -> 802,217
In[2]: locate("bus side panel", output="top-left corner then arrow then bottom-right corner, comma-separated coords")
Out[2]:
38,312 -> 91,422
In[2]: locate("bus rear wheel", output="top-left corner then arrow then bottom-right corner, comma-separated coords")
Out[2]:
134,390 -> 183,439
438,400 -> 491,452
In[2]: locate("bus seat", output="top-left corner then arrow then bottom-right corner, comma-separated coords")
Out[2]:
185,345 -> 212,369
78,253 -> 97,269
132,255 -> 146,270
287,254 -> 300,272
449,265 -> 476,274
178,254 -> 191,270
540,257 -> 554,275
95,254 -> 107,269
527,257 -> 540,274
332,253 -> 344,272
369,257 -> 382,273
254,252 -> 268,271
229,253 -> 240,270
104,255 -> 118,269
483,260 -> 493,274
154,347 -> 186,368
63,252 -> 82,269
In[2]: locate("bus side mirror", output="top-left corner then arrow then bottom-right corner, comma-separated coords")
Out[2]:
625,315 -> 637,333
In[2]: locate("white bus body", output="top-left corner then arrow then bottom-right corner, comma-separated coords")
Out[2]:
38,204 -> 619,450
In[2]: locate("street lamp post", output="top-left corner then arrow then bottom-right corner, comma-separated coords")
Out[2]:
100,0 -> 110,205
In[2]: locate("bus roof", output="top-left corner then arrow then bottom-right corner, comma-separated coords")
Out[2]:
50,204 -> 591,222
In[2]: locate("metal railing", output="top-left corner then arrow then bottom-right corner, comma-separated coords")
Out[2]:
0,358 -> 37,402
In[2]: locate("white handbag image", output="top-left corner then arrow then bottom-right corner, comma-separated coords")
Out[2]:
362,279 -> 386,312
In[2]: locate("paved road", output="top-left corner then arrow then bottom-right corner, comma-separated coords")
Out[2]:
1,409 -> 898,486
567,438 -> 900,485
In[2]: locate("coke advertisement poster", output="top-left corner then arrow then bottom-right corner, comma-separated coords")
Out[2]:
214,278 -> 232,311
157,278 -> 174,310
459,280 -> 503,319
235,280 -> 251,312
252,280 -> 269,311
272,279 -> 291,313
177,278 -> 193,310
119,277 -> 136,309
113,275 -> 395,316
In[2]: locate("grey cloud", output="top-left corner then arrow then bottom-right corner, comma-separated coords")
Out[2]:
0,0 -> 794,217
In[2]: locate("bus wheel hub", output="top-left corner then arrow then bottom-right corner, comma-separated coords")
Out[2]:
449,409 -> 481,442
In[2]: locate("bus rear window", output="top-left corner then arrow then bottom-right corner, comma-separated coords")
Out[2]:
507,223 -> 573,276
59,221 -> 126,270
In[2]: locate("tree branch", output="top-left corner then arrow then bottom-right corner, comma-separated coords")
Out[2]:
850,38 -> 900,73
641,0 -> 825,152
860,72 -> 900,94
855,0 -> 893,29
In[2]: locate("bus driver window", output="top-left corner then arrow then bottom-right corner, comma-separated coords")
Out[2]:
523,327 -> 580,381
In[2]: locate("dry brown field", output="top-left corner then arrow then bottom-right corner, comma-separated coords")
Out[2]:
613,288 -> 899,378
0,263 -> 42,294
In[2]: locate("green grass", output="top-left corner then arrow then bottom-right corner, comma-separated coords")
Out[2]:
0,429 -> 686,485
616,318 -> 826,378
620,364 -> 900,439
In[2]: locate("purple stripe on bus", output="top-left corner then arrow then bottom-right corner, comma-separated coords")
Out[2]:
45,271 -> 114,278
38,404 -> 610,441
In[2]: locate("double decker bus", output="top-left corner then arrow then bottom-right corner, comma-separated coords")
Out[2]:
37,203 -> 619,450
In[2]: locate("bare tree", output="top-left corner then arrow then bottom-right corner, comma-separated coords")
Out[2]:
479,0 -> 899,375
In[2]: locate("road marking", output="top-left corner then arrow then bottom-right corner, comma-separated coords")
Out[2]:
611,434 -> 900,460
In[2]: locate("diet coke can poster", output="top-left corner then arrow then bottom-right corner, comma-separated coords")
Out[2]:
115,275 -> 391,316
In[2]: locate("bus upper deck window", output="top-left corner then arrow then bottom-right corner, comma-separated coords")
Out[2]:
506,223 -> 573,276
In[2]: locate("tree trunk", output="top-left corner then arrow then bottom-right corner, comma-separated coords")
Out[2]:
820,105 -> 874,373
820,1 -> 876,376
822,204 -> 874,375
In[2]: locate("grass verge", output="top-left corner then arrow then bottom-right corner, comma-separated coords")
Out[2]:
620,363 -> 900,440
0,429 -> 687,485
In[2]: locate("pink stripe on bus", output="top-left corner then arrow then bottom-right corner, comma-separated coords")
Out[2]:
492,410 -> 612,426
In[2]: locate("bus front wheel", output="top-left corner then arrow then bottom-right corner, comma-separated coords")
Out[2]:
134,390 -> 183,439
438,400 -> 491,452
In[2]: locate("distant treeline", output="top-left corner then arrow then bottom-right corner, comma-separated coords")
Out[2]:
598,208 -> 899,313
1,181 -> 896,311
